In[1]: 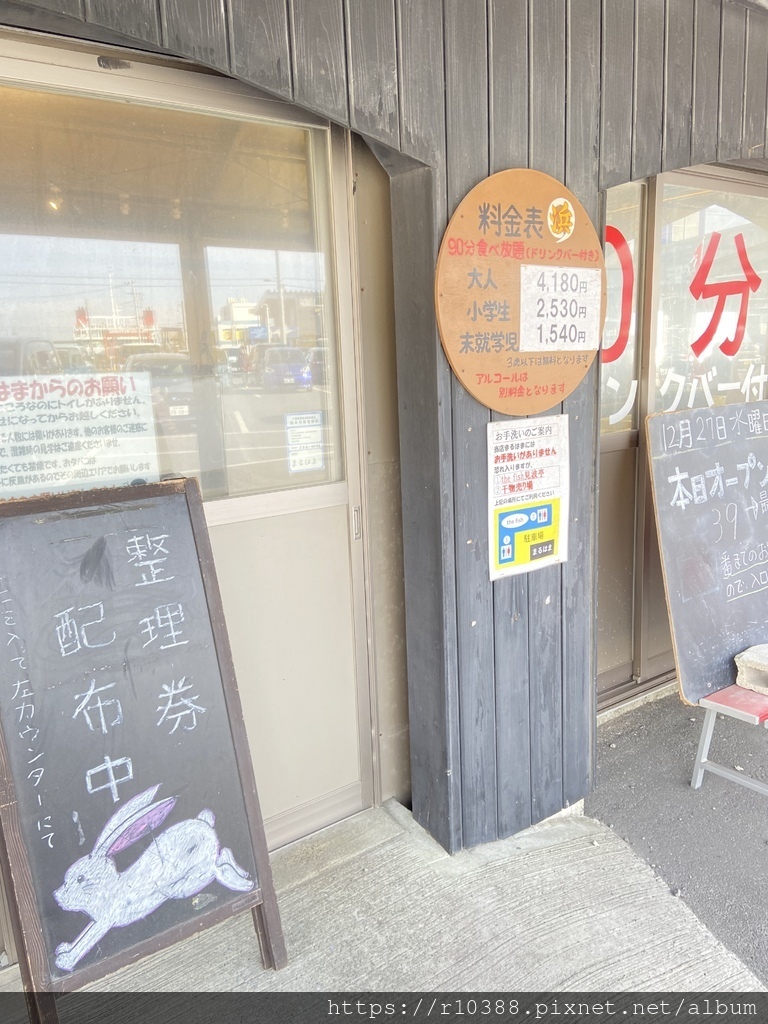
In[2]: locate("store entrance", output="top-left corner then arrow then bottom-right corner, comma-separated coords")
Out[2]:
0,37 -> 409,964
598,168 -> 768,708
598,181 -> 676,709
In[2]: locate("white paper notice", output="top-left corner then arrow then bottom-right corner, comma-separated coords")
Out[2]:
0,372 -> 159,499
487,414 -> 570,580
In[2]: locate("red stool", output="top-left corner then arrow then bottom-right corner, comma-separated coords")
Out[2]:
692,685 -> 768,795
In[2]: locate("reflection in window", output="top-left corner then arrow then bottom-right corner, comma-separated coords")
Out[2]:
206,246 -> 341,496
654,184 -> 768,414
601,182 -> 644,434
0,83 -> 342,501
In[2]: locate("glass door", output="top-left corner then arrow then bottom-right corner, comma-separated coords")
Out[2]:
598,167 -> 768,707
598,179 -> 676,706
0,36 -> 373,860
599,182 -> 647,702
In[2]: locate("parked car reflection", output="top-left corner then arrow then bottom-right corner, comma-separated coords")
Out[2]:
124,352 -> 195,433
306,347 -> 328,387
262,346 -> 312,391
0,338 -> 62,375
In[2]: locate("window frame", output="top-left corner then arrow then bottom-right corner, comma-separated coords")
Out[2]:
0,31 -> 359,527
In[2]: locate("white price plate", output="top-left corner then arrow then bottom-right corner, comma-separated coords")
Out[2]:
519,265 -> 602,352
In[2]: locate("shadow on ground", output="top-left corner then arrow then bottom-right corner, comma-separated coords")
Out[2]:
587,692 -> 768,987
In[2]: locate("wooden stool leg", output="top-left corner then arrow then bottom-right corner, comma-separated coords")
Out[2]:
692,707 -> 717,789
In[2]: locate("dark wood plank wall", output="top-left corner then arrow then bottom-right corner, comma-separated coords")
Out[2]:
600,0 -> 635,189
160,0 -> 229,69
444,0 -> 495,848
229,0 -> 292,100
664,0 -> 695,170
289,0 -> 349,125
563,0 -> 601,809
692,0 -> 724,165
27,0 -> 82,15
743,8 -> 768,158
527,0 -> 567,827
390,0 -> 461,853
84,1 -> 161,46
489,0 -> 532,839
5,0 -> 768,852
345,0 -> 400,149
719,2 -> 747,160
633,0 -> 665,180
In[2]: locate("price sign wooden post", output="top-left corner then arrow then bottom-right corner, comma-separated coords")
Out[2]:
435,169 -> 606,416
0,479 -> 285,1023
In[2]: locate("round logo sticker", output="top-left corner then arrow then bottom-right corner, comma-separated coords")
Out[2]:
548,197 -> 575,241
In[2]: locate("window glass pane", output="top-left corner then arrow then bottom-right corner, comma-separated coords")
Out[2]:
0,84 -> 342,501
206,244 -> 341,496
653,181 -> 768,414
601,181 -> 644,434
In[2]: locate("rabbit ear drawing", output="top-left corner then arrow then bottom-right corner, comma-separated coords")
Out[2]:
93,785 -> 177,857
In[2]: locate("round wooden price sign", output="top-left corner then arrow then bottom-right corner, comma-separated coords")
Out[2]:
435,169 -> 606,416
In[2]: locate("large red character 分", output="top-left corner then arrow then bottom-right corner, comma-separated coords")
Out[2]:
689,231 -> 761,358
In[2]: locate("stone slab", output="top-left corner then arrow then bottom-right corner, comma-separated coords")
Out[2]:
0,801 -> 762,997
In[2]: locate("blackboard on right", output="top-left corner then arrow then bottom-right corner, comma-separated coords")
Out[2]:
647,402 -> 768,705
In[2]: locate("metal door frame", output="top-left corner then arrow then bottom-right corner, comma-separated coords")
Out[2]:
599,163 -> 768,708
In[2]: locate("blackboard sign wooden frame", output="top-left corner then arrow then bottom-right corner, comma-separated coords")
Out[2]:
647,402 -> 768,706
0,478 -> 286,1006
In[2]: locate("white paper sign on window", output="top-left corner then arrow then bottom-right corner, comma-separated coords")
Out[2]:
0,372 -> 159,499
285,411 -> 324,473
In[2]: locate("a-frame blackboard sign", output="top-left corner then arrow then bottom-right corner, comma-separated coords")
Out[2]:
0,479 -> 285,1018
648,401 -> 768,705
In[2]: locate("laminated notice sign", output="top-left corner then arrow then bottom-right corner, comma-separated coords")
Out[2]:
488,415 -> 569,580
285,411 -> 324,473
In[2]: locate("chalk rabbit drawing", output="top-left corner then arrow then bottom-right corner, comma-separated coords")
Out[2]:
53,784 -> 254,972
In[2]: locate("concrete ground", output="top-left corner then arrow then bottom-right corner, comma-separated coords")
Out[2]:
587,688 -> 768,988
0,796 -> 761,1004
